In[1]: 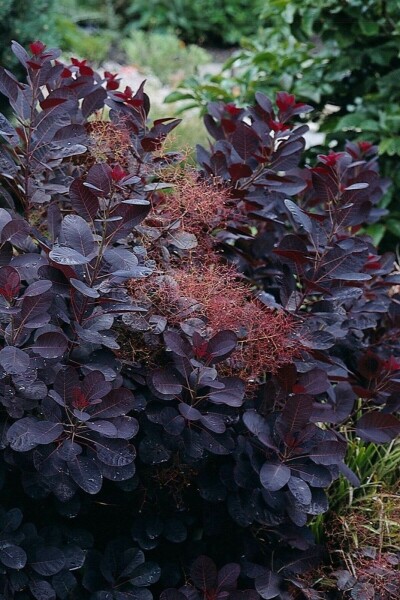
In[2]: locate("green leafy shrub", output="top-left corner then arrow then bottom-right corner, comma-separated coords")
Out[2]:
168,0 -> 400,247
54,15 -> 114,63
120,0 -> 263,45
123,31 -> 210,85
53,0 -> 116,63
0,0 -> 60,71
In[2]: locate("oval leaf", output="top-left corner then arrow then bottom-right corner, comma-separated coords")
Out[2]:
0,346 -> 30,374
260,462 -> 291,492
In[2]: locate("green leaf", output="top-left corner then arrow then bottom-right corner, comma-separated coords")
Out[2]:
359,19 -> 380,36
164,91 -> 195,103
379,137 -> 400,156
365,224 -> 385,246
386,218 -> 400,238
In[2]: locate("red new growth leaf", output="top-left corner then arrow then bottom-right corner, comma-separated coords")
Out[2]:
115,86 -> 133,101
61,68 -> 72,78
104,71 -> 120,91
114,86 -> 143,107
276,91 -> 296,112
224,102 -> 241,116
358,141 -> 373,153
72,388 -> 90,411
29,40 -> 46,55
317,152 -> 346,167
111,165 -> 127,182
71,57 -> 94,77
0,266 -> 21,301
383,356 -> 400,371
268,119 -> 290,132
364,253 -> 382,270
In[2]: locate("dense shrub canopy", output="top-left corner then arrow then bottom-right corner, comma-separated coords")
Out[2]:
0,41 -> 398,599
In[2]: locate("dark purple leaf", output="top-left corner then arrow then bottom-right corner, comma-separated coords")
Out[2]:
311,382 -> 355,424
54,367 -> 79,402
288,477 -> 312,505
179,403 -> 201,421
301,330 -> 335,350
231,122 -> 260,160
243,410 -> 277,449
7,418 -> 63,450
129,561 -> 161,586
29,580 -> 56,600
20,291 -> 52,326
159,408 -> 185,435
274,234 -> 309,265
255,570 -> 281,599
356,412 -> 400,443
0,67 -> 20,101
217,563 -> 240,589
228,163 -> 253,181
0,544 -> 27,569
53,123 -> 87,143
60,214 -> 95,256
345,183 -> 369,191
33,332 -> 68,358
68,456 -> 102,494
95,439 -> 135,466
24,280 -> 52,297
284,199 -> 312,233
291,463 -> 333,488
86,163 -> 112,196
281,395 -> 313,434
166,230 -> 198,250
281,547 -> 322,575
206,330 -> 238,363
190,555 -> 217,591
52,572 -> 77,599
337,462 -> 360,487
86,420 -> 118,436
70,278 -> 99,298
200,413 -> 226,434
88,389 -> 136,419
69,179 -> 99,220
0,346 -> 30,374
164,331 -> 193,357
82,371 -> 112,402
260,462 -> 291,492
1,219 -> 30,243
105,202 -> 150,241
11,41 -> 29,67
208,377 -> 245,407
82,87 -> 107,118
309,441 -> 346,465
151,369 -> 183,396
0,113 -> 19,145
294,370 -> 329,395
49,246 -> 91,265
255,92 -> 273,116
31,547 -> 65,576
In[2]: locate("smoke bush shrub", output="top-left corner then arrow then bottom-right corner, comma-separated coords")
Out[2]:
0,42 -> 399,599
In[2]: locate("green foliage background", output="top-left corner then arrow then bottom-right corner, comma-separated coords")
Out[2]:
0,0 -> 60,70
120,0 -> 263,45
167,0 -> 400,247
